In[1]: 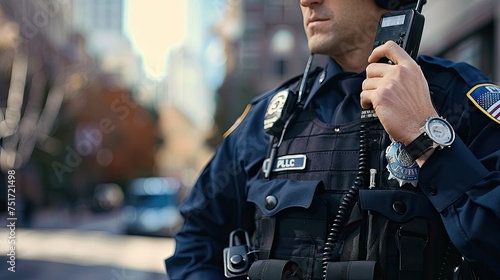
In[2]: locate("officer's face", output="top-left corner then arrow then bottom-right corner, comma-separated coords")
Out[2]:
300,0 -> 385,57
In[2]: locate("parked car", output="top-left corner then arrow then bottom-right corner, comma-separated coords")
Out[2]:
121,177 -> 183,237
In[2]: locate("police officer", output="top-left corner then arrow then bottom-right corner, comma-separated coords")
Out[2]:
165,0 -> 500,279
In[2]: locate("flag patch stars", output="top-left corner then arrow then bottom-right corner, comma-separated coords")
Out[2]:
467,83 -> 500,125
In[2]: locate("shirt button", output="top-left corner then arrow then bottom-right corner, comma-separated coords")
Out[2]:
429,186 -> 437,196
318,71 -> 326,84
265,195 -> 278,210
392,200 -> 407,215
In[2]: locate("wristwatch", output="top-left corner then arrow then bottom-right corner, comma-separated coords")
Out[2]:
404,116 -> 455,162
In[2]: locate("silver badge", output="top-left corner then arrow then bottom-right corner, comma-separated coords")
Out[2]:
264,90 -> 289,132
385,141 -> 419,187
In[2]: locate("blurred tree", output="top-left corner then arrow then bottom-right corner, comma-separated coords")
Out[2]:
0,1 -> 159,215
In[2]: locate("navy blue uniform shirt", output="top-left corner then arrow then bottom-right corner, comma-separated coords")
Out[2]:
165,56 -> 500,279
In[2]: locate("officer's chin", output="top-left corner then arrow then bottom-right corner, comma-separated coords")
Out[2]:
307,40 -> 335,57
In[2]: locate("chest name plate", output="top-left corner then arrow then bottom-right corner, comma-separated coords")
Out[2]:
262,155 -> 307,173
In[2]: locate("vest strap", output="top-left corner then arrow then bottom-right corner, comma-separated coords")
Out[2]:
248,259 -> 303,280
258,217 -> 276,260
397,218 -> 428,280
325,261 -> 382,280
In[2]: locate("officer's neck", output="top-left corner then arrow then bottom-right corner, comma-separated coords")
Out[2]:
331,48 -> 370,74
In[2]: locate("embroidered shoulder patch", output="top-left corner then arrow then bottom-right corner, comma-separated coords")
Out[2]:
466,83 -> 500,125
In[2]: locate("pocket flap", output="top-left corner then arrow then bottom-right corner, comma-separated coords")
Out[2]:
247,179 -> 322,216
359,189 -> 437,223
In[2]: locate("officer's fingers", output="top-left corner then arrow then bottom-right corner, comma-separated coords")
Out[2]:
362,76 -> 381,90
360,89 -> 374,109
365,63 -> 392,78
368,41 -> 413,65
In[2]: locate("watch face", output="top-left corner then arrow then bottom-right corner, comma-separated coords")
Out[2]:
426,118 -> 454,145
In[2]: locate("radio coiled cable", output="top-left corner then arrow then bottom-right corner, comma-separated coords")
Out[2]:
321,122 -> 371,280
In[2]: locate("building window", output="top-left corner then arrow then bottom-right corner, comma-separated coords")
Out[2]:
242,13 -> 263,52
266,0 -> 301,24
274,58 -> 286,78
270,27 -> 294,78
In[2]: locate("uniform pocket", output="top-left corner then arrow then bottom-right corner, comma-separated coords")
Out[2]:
357,189 -> 447,279
247,179 -> 323,216
247,179 -> 327,279
358,189 -> 437,222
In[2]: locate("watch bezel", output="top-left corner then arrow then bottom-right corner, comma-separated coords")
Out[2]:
422,117 -> 455,147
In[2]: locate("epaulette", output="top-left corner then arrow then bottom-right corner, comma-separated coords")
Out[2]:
223,67 -> 323,138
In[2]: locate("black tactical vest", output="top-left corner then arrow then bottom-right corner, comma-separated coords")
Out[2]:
247,79 -> 461,279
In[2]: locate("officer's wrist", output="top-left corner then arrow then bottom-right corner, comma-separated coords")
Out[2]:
415,148 -> 435,167
402,131 -> 422,147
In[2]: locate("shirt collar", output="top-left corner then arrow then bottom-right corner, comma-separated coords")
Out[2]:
304,57 -> 366,108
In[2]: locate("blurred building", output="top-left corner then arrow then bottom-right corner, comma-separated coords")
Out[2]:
154,0 -> 229,185
72,0 -> 141,88
420,0 -> 499,82
213,0 -> 314,141
238,1 -> 311,91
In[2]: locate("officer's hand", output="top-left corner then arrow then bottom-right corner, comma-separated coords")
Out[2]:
360,41 -> 438,145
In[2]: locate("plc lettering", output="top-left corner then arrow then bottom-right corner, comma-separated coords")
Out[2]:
277,158 -> 295,168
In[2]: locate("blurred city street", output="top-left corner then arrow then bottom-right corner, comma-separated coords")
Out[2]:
0,0 -> 498,279
0,208 -> 174,280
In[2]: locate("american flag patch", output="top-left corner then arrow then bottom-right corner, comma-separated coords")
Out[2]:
467,83 -> 500,125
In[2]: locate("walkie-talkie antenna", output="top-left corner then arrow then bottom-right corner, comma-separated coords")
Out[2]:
297,53 -> 315,104
415,0 -> 424,13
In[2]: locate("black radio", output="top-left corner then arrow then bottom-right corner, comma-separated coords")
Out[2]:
373,0 -> 426,61
223,229 -> 254,278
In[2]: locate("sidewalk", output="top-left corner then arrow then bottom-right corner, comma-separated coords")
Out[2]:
2,207 -> 125,234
